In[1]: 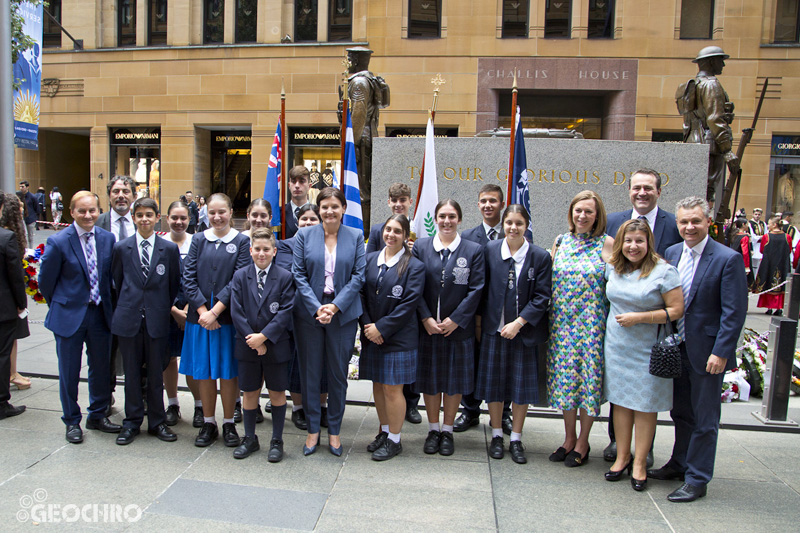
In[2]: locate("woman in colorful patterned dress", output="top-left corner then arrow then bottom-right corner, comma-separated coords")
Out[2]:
547,190 -> 613,467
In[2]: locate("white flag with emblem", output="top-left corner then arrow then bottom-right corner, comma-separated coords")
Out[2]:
411,117 -> 439,238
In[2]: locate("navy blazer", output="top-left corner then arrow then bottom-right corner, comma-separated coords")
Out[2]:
365,223 -> 385,254
182,231 -> 252,324
275,237 -> 296,272
412,236 -> 485,341
0,228 -> 26,322
665,238 -> 748,374
39,224 -> 115,337
462,224 -> 503,248
111,235 -> 181,338
606,208 -> 682,258
96,211 -> 111,232
230,263 -> 295,363
292,224 -> 366,325
284,203 -> 299,239
359,252 -> 425,352
480,240 -> 552,346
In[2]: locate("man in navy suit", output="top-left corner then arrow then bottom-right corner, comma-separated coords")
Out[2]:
283,166 -> 311,239
604,168 -> 683,463
39,191 -> 122,444
111,198 -> 181,445
648,196 -> 747,502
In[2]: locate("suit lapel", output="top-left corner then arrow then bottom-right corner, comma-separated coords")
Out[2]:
687,240 -> 714,308
260,267 -> 279,309
248,266 -> 260,305
653,211 -> 666,249
144,237 -> 163,285
68,228 -> 90,281
127,239 -> 146,285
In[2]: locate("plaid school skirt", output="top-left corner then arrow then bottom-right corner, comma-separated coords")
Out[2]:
414,334 -> 474,396
475,332 -> 539,405
359,344 -> 417,386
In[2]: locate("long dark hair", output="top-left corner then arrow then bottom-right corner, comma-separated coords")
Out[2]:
383,214 -> 412,278
244,198 -> 273,230
1,193 -> 27,258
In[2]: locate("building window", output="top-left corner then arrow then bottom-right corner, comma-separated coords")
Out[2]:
774,0 -> 800,43
544,0 -> 571,38
679,0 -> 713,39
204,0 -> 224,44
295,0 -> 318,42
43,0 -> 62,48
236,0 -> 257,43
148,0 -> 167,45
329,0 -> 352,41
118,0 -> 137,47
502,0 -> 528,38
408,0 -> 441,38
587,0 -> 614,39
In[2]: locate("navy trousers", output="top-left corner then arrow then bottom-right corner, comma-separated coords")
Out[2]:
120,325 -> 168,430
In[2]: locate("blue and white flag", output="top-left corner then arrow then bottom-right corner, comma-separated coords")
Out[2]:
342,109 -> 363,232
331,167 -> 339,189
510,106 -> 531,226
263,120 -> 282,227
13,2 -> 43,150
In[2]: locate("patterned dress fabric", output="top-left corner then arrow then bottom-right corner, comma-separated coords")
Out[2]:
547,233 -> 608,417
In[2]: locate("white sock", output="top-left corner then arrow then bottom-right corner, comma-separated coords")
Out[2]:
194,400 -> 203,407
168,397 -> 179,406
222,418 -> 234,425
381,424 -> 389,433
292,404 -> 302,412
442,424 -> 454,433
429,422 -> 440,432
203,417 -> 216,425
388,432 -> 401,444
492,428 -> 503,438
510,431 -> 522,442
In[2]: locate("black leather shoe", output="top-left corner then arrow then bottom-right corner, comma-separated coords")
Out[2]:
509,441 -> 527,464
489,436 -> 504,459
222,422 -> 240,447
564,446 -> 590,467
104,395 -> 114,417
148,422 -> 177,442
192,407 -> 204,428
647,463 -> 686,481
453,413 -> 479,433
372,439 -> 402,461
603,440 -> 617,462
646,449 -> 654,469
668,482 -> 706,502
320,406 -> 329,428
233,403 -> 243,423
292,409 -> 308,430
502,415 -> 513,436
405,405 -> 422,424
233,435 -> 260,459
264,400 -> 272,413
0,403 -> 26,419
439,431 -> 454,456
268,439 -> 284,463
65,424 -> 83,444
195,422 -> 218,447
549,446 -> 572,462
116,427 -> 140,445
367,431 -> 388,453
631,476 -> 648,492
423,430 -> 441,454
86,417 -> 122,433
165,405 -> 180,426
605,459 -> 632,481
255,408 -> 264,424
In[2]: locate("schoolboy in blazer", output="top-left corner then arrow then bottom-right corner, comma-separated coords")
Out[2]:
111,198 -> 181,445
231,228 -> 295,462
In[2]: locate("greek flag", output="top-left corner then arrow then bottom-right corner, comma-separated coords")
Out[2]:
331,167 -> 339,189
342,109 -> 363,232
511,106 -> 531,226
263,120 -> 282,227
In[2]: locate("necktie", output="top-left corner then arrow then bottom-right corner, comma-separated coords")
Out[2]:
504,259 -> 517,324
487,228 -> 497,241
376,264 -> 387,295
140,240 -> 150,276
84,232 -> 100,304
294,207 -> 301,220
441,249 -> 451,288
677,248 -> 694,339
257,269 -> 266,299
118,217 -> 128,240
638,215 -> 648,226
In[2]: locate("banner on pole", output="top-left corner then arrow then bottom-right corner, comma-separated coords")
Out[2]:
13,1 -> 44,150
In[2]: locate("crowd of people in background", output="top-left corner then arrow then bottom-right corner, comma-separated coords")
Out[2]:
0,165 -> 761,504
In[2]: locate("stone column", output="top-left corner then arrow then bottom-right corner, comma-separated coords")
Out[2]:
90,126 -> 110,210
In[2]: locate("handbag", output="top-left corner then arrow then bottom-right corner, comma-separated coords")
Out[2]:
649,309 -> 682,379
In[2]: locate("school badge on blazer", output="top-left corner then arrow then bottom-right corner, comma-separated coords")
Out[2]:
156,264 -> 166,275
269,302 -> 279,313
390,285 -> 403,299
226,243 -> 237,254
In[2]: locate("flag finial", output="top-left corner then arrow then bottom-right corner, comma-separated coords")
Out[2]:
430,73 -> 446,115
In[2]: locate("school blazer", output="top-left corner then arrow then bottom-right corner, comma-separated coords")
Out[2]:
110,235 -> 181,338
275,237 -> 296,272
182,232 -> 252,324
665,238 -> 748,374
359,252 -> 425,352
606,209 -> 682,257
365,223 -> 385,254
462,224 -> 503,248
230,264 -> 296,363
412,236 -> 485,341
39,224 -> 115,337
292,224 -> 365,325
479,240 -> 552,346
284,203 -> 299,239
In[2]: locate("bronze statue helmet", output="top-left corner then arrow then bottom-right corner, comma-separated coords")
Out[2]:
692,46 -> 730,63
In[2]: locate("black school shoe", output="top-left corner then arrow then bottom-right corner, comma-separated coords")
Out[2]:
489,436 -> 504,459
195,423 -> 218,447
222,422 -> 241,447
439,431 -> 455,456
509,441 -> 527,464
233,403 -> 243,423
268,439 -> 284,463
192,407 -> 204,428
233,435 -> 260,459
372,439 -> 402,461
165,405 -> 180,426
292,408 -> 308,430
423,430 -> 441,454
367,431 -> 388,453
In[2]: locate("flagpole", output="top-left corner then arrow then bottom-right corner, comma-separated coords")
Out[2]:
507,70 -> 518,206
280,78 -> 286,240
414,74 -> 446,218
340,56 -> 351,192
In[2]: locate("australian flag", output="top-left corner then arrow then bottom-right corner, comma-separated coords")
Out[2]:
264,120 -> 282,227
342,109 -> 363,232
511,106 -> 531,225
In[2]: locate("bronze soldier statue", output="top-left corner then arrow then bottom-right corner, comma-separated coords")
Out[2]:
338,46 -> 389,232
676,46 -> 738,206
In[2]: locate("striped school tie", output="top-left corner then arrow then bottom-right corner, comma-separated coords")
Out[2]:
141,240 -> 150,277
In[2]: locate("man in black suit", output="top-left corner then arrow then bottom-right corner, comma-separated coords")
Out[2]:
185,191 -> 199,234
649,196 -> 748,502
0,193 -> 27,420
19,180 -> 39,247
283,166 -> 311,239
603,168 -> 683,463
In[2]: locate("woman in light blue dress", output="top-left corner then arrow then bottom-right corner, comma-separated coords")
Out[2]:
603,219 -> 684,491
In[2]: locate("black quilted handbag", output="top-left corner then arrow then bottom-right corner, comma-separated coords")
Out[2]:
649,309 -> 682,379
